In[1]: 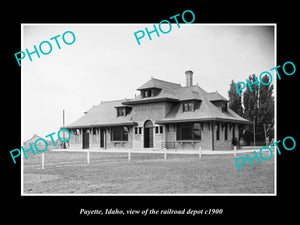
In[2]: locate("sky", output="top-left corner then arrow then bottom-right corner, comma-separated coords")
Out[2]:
22,24 -> 275,141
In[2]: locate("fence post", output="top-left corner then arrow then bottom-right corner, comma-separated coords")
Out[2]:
87,151 -> 90,164
234,146 -> 237,158
128,148 -> 131,161
164,147 -> 167,160
42,153 -> 45,169
199,146 -> 202,159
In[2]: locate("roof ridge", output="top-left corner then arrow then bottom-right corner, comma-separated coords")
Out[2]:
206,91 -> 228,101
151,77 -> 181,87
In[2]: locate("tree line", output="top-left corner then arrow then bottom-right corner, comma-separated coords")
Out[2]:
228,74 -> 274,146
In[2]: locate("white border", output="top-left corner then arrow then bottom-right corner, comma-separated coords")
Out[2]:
21,23 -> 277,196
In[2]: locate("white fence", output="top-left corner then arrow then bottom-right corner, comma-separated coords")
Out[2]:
40,146 -> 274,169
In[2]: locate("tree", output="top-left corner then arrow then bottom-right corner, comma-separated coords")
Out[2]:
258,75 -> 274,144
241,74 -> 274,145
228,80 -> 243,116
242,74 -> 260,145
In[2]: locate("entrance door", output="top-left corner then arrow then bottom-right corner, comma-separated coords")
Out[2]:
100,129 -> 105,148
144,120 -> 153,148
83,129 -> 89,149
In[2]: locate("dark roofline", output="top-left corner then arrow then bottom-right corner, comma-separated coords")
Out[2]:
137,87 -> 162,91
114,105 -> 132,109
61,121 -> 137,129
210,99 -> 229,103
122,97 -> 179,105
137,77 -> 181,90
155,117 -> 250,124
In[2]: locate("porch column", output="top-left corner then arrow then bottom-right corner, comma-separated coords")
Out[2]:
152,125 -> 155,149
80,128 -> 83,149
211,121 -> 214,150
163,124 -> 167,149
132,126 -> 135,150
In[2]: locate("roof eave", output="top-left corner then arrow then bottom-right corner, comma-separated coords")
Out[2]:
122,97 -> 179,105
210,99 -> 229,102
136,87 -> 162,91
61,121 -> 137,129
155,118 -> 250,124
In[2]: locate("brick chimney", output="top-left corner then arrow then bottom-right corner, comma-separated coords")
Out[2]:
185,70 -> 193,86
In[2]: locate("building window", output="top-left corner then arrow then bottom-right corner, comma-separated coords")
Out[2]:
183,101 -> 194,112
222,103 -> 228,112
193,123 -> 201,140
155,126 -> 163,134
111,127 -> 128,141
176,123 -> 201,140
216,123 -> 220,140
224,124 -> 228,140
144,90 -> 152,98
135,127 -> 142,134
117,107 -> 126,117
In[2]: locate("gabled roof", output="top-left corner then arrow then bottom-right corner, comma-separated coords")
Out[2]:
63,100 -> 136,128
64,76 -> 249,128
137,77 -> 181,90
124,78 -> 181,105
207,92 -> 229,102
156,85 -> 249,124
175,85 -> 203,101
124,78 -> 205,105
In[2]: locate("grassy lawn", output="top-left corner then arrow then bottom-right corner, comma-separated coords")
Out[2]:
23,151 -> 274,194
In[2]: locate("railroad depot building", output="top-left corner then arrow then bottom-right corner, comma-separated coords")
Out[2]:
63,71 -> 249,150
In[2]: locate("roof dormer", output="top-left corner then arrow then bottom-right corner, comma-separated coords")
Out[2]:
115,106 -> 132,117
140,88 -> 161,98
182,99 -> 201,112
207,92 -> 229,112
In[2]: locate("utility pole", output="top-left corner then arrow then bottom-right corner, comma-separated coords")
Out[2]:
263,123 -> 267,145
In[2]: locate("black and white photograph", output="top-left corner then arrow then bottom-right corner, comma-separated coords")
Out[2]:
21,24 -> 275,195
4,5 -> 298,221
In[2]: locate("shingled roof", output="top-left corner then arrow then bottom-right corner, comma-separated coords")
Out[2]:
137,77 -> 181,90
156,85 -> 248,124
63,100 -> 136,128
64,77 -> 249,128
207,92 -> 229,102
